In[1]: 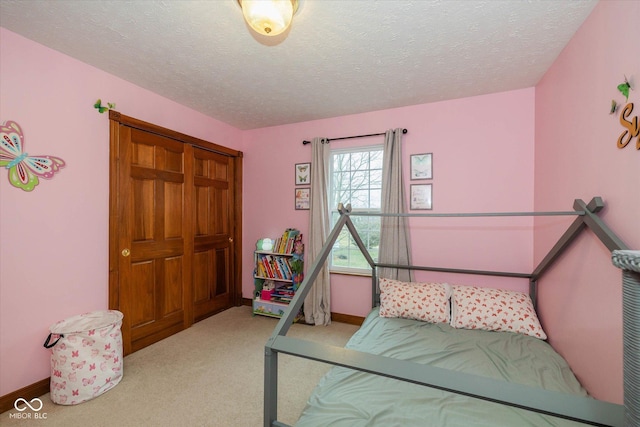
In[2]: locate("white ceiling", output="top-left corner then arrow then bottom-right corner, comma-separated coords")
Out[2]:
0,0 -> 598,130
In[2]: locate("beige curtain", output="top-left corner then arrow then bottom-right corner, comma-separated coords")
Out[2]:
378,129 -> 413,281
304,137 -> 332,325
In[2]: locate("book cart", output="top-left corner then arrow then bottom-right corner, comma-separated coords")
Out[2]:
252,229 -> 303,319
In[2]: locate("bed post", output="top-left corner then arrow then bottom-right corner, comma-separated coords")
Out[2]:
264,346 -> 278,427
612,250 -> 640,427
262,203 -> 354,426
531,197 -> 627,282
529,279 -> 538,309
372,267 -> 378,308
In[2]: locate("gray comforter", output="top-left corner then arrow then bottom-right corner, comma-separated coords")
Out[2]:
296,308 -> 589,426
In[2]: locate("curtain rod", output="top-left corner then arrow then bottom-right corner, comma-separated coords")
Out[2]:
302,128 -> 407,145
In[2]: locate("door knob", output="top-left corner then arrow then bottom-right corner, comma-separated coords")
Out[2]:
228,237 -> 234,243
121,248 -> 131,257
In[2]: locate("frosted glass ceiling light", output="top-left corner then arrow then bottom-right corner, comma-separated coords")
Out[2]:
237,0 -> 298,36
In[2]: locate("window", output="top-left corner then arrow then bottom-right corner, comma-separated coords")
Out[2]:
329,145 -> 383,274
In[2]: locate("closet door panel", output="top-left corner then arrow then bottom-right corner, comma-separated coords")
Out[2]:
193,251 -> 212,303
163,255 -> 184,316
164,181 -> 184,238
117,126 -> 189,353
129,260 -> 155,328
192,148 -> 234,321
132,179 -> 155,241
213,248 -> 230,297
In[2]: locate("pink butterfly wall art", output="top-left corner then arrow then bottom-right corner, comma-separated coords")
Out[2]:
0,120 -> 66,191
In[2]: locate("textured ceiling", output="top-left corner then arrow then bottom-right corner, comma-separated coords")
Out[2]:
0,0 -> 598,130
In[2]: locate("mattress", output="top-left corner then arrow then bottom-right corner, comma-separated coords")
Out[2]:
296,308 -> 590,426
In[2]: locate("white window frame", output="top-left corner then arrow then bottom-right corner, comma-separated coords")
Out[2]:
328,144 -> 383,275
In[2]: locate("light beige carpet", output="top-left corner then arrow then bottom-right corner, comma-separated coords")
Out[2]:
0,306 -> 359,427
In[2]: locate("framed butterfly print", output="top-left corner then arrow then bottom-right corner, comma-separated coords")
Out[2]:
295,162 -> 310,185
410,153 -> 432,180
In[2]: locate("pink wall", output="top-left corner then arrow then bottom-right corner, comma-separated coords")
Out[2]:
0,28 -> 242,396
4,2 -> 631,406
242,89 -> 536,317
534,1 -> 639,404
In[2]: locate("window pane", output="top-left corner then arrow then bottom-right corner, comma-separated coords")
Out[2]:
370,190 -> 381,209
333,153 -> 348,171
333,171 -> 350,191
350,151 -> 367,169
370,151 -> 383,169
332,172 -> 351,206
351,170 -> 368,188
351,189 -> 369,208
370,169 -> 382,187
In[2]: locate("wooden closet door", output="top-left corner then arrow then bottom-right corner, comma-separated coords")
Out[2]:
110,111 -> 242,355
192,147 -> 235,321
116,126 -> 192,354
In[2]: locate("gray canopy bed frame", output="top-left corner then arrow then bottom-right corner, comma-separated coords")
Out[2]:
263,197 -> 638,427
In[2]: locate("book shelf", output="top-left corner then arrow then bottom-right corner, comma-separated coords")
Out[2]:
252,229 -> 303,319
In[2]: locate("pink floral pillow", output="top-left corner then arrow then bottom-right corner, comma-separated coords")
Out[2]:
451,285 -> 547,339
379,278 -> 451,324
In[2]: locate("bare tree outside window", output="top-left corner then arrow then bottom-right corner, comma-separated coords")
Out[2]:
329,146 -> 383,273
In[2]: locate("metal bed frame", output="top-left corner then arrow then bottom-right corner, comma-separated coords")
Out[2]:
263,197 -> 635,427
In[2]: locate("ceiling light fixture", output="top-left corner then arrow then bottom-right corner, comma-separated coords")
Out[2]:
237,0 -> 299,36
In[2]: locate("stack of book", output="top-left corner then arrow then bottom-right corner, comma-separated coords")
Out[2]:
272,228 -> 302,254
270,285 -> 296,303
256,254 -> 294,280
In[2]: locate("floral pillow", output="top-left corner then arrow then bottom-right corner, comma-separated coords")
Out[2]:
379,278 -> 452,324
451,285 -> 547,339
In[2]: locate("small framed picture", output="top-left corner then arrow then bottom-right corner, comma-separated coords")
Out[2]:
410,153 -> 432,180
295,163 -> 311,185
295,188 -> 310,210
410,184 -> 432,210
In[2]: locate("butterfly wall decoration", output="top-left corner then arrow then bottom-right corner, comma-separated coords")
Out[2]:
0,120 -> 66,192
617,75 -> 632,102
609,75 -> 634,114
94,99 -> 115,114
610,99 -> 619,115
